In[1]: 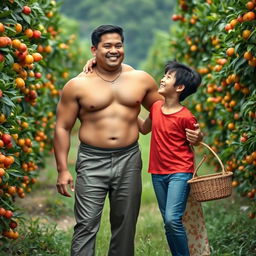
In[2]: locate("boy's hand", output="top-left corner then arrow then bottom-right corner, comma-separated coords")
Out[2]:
185,124 -> 203,145
83,58 -> 96,73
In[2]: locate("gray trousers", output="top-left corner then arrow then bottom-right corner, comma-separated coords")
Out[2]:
71,142 -> 142,256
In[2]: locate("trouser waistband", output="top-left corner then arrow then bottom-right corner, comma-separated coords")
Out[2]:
79,141 -> 139,154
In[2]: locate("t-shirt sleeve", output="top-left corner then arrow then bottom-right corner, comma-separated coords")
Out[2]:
183,115 -> 198,130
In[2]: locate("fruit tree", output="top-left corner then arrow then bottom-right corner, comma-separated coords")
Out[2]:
144,0 -> 256,218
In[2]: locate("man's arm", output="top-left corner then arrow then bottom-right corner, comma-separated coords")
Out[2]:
54,79 -> 79,197
141,72 -> 163,111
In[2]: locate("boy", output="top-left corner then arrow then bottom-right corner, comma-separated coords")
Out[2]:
138,60 -> 203,256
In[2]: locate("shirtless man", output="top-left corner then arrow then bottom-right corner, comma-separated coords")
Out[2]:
54,25 -> 201,256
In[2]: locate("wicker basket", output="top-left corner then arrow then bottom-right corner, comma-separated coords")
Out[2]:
188,142 -> 233,202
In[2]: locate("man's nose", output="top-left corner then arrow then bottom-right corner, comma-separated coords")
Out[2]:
109,46 -> 118,53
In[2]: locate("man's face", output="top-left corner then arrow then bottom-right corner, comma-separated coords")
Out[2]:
91,33 -> 124,69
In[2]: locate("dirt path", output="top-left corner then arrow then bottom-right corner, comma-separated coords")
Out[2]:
16,178 -> 76,231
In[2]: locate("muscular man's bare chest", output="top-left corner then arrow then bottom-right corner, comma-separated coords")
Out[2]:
78,82 -> 145,111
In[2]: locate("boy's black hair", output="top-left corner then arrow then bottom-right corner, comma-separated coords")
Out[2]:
164,60 -> 201,101
91,25 -> 124,47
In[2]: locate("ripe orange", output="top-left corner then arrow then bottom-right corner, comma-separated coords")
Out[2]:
44,45 -> 53,53
244,51 -> 253,60
15,77 -> 25,88
32,52 -> 43,62
4,210 -> 13,219
24,28 -> 33,38
4,156 -> 14,167
0,23 -> 5,33
230,19 -> 238,28
0,114 -> 7,123
242,30 -> 251,39
25,54 -> 34,64
225,24 -> 232,31
226,47 -> 235,56
7,186 -> 16,196
231,180 -> 239,187
246,1 -> 255,10
15,23 -> 22,33
21,122 -> 29,129
0,207 -> 6,216
243,11 -> 256,21
12,63 -> 22,72
227,122 -> 235,130
0,168 -> 5,177
190,45 -> 197,51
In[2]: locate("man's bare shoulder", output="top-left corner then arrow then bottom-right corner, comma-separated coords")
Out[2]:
125,69 -> 157,86
63,73 -> 92,90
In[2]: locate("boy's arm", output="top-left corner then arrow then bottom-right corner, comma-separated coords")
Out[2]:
138,116 -> 152,135
186,124 -> 203,146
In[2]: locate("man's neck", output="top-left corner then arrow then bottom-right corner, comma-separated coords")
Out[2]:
95,65 -> 122,76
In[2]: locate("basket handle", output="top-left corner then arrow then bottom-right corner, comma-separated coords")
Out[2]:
193,142 -> 227,179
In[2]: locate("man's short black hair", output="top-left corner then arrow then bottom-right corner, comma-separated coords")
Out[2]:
91,25 -> 124,47
165,60 -> 201,101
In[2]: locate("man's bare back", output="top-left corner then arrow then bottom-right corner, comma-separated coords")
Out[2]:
59,68 -> 161,148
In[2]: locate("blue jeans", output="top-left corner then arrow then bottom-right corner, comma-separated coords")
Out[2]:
152,172 -> 193,256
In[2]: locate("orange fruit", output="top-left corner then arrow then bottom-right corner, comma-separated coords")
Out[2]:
25,54 -> 34,64
15,77 -> 25,88
227,122 -> 235,130
246,1 -> 255,10
242,30 -> 251,39
243,11 -> 256,21
230,19 -> 238,28
226,47 -> 235,56
0,23 -> 5,33
24,28 -> 33,38
32,52 -> 43,62
44,45 -> 53,53
0,168 -> 5,177
190,45 -> 197,51
244,51 -> 253,60
15,23 -> 22,33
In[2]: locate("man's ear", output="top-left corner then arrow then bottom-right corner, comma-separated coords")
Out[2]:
91,46 -> 97,56
176,84 -> 185,92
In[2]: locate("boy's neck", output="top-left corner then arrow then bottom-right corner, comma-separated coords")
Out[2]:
162,98 -> 183,114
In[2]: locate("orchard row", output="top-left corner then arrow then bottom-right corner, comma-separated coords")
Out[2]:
0,0 -> 86,240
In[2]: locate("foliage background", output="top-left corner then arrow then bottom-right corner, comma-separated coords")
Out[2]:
58,0 -> 175,68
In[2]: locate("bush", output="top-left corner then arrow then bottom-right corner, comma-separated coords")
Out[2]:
0,0 -> 88,240
143,0 -> 256,217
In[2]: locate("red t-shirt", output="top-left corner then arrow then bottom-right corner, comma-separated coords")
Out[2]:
148,100 -> 197,174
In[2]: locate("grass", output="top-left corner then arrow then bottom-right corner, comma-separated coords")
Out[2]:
1,133 -> 255,256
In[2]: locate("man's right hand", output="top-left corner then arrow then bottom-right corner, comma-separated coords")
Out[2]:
83,58 -> 96,73
56,170 -> 74,197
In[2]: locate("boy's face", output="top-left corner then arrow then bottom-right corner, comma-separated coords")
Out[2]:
158,71 -> 177,96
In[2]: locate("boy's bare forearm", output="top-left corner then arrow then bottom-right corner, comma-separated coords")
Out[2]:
138,116 -> 152,135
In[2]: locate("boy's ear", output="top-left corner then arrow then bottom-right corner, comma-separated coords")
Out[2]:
176,84 -> 185,92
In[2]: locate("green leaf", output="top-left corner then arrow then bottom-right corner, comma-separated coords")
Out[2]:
21,13 -> 32,24
1,96 -> 15,107
5,54 -> 14,65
